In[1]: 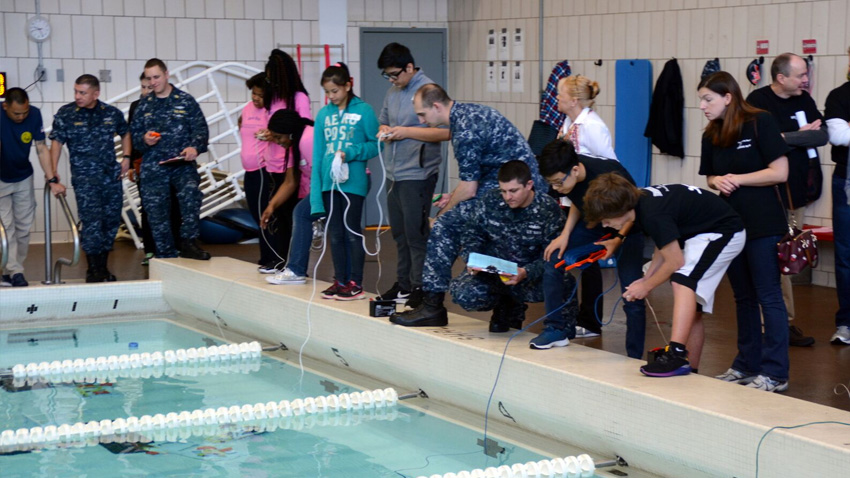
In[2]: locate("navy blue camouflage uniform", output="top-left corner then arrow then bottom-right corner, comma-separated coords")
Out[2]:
450,189 -> 576,321
49,101 -> 128,256
130,85 -> 209,257
423,102 -> 546,293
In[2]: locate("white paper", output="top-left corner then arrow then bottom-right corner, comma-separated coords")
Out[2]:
512,28 -> 524,61
487,29 -> 496,61
499,28 -> 509,60
499,61 -> 510,92
486,62 -> 497,93
512,61 -> 524,93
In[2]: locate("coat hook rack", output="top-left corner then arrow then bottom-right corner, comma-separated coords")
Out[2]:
593,59 -> 603,66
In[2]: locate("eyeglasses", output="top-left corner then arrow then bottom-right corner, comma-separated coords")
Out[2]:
381,69 -> 404,80
546,174 -> 569,187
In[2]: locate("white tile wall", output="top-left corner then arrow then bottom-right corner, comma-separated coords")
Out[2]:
442,0 -> 846,287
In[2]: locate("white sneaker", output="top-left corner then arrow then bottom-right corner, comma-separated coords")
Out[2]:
266,268 -> 306,285
574,326 -> 601,338
831,326 -> 850,345
715,368 -> 756,384
746,375 -> 788,393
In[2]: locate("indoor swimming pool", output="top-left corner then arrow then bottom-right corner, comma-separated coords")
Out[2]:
0,319 -> 599,477
1,257 -> 847,478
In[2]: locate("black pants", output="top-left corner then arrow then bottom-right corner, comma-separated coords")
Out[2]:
244,168 -> 297,266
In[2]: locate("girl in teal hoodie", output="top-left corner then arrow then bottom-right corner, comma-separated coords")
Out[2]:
311,63 -> 379,300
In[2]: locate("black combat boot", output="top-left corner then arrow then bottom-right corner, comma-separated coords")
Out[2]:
180,238 -> 211,260
102,251 -> 117,282
390,291 -> 448,327
489,295 -> 527,332
85,253 -> 104,283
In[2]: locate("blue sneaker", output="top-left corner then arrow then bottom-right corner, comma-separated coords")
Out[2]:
529,327 -> 570,350
10,273 -> 28,287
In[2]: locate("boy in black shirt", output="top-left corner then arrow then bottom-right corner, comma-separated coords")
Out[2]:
534,141 -> 647,360
584,173 -> 746,377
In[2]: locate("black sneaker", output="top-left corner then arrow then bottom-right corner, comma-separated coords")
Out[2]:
789,325 -> 815,347
10,273 -> 28,287
640,345 -> 691,377
335,281 -> 365,301
321,280 -> 344,299
258,262 -> 281,274
379,282 -> 410,303
1,275 -> 11,287
180,239 -> 211,260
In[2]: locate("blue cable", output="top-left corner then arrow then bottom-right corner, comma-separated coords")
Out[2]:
481,272 -> 581,451
754,421 -> 850,477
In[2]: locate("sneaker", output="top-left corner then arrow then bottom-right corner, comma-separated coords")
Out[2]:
789,325 -> 815,347
335,281 -> 365,301
141,252 -> 154,266
529,327 -> 570,350
405,287 -> 424,309
831,326 -> 850,345
10,273 -> 28,287
180,239 -> 211,260
574,326 -> 601,338
715,368 -> 756,384
266,268 -> 306,285
639,345 -> 691,377
258,262 -> 281,274
378,282 -> 410,303
1,275 -> 11,287
746,375 -> 789,393
321,280 -> 344,299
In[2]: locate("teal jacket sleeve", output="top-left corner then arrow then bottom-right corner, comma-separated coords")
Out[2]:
341,105 -> 379,163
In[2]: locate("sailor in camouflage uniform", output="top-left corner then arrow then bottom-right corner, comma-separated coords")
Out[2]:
391,84 -> 547,327
130,58 -> 210,260
49,74 -> 131,282
448,160 -> 577,332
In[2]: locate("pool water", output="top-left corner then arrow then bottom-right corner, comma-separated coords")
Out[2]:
0,320 -> 590,477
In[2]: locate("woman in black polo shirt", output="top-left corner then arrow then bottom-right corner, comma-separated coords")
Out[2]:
698,71 -> 791,393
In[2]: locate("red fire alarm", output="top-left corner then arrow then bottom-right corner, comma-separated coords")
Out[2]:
802,39 -> 817,55
756,40 -> 769,55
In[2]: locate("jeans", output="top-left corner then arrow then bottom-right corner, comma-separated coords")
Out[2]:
285,197 -> 319,277
542,220 -> 647,358
387,175 -> 438,290
323,190 -> 365,285
833,175 -> 850,328
728,234 -> 789,381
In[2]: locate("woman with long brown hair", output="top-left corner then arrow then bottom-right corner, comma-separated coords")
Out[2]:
698,71 -> 791,392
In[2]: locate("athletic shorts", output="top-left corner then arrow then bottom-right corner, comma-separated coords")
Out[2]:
670,230 -> 746,314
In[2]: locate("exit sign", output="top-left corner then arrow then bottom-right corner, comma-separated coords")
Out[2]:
756,40 -> 769,55
802,39 -> 817,54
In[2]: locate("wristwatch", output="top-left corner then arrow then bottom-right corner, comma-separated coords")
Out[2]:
123,155 -> 131,160
47,177 -> 59,184
613,232 -> 626,240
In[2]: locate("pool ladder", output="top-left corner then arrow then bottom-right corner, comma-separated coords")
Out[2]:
42,185 -> 81,284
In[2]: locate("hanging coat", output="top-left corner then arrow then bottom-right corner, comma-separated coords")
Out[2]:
644,58 -> 685,158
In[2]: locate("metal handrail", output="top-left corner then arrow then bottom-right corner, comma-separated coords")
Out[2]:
42,186 -> 80,285
0,218 -> 8,273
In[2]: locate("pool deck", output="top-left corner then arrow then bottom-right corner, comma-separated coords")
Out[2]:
3,256 -> 849,478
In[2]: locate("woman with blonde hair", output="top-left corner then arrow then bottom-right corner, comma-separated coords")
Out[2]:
557,75 -> 617,159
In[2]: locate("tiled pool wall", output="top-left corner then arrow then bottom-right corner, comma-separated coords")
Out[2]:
2,257 -> 848,478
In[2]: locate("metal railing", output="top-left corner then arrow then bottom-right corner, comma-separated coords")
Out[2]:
0,218 -> 8,273
42,187 -> 80,285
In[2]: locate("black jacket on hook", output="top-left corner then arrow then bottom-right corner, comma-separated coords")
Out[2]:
644,58 -> 685,158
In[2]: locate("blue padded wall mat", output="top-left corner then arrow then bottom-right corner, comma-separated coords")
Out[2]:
615,59 -> 653,187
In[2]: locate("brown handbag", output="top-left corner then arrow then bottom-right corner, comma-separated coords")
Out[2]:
775,184 -> 819,275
